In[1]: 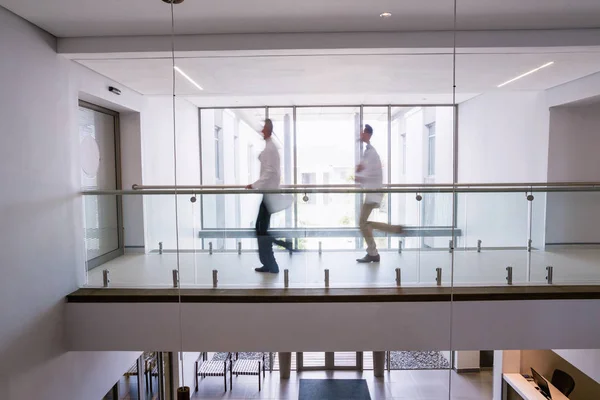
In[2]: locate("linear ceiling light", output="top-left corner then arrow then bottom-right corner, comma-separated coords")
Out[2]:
174,66 -> 203,91
497,61 -> 554,88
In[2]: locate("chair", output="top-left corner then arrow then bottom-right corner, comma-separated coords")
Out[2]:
195,352 -> 232,393
231,352 -> 266,391
551,369 -> 575,397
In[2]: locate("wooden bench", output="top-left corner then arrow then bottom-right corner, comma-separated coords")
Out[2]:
195,352 -> 231,392
231,353 -> 265,391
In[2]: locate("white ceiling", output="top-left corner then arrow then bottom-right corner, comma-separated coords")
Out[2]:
2,0 -> 600,37
76,50 -> 600,106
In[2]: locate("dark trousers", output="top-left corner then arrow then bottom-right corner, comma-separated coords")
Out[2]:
256,200 -> 279,272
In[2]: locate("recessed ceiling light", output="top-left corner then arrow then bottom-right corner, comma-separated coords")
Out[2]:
497,61 -> 554,88
162,0 -> 184,4
174,66 -> 204,91
380,12 -> 392,18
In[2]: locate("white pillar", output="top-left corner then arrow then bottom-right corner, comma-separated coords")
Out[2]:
493,350 -> 521,400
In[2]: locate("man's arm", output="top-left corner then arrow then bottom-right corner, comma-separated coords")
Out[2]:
251,162 -> 279,189
248,146 -> 280,189
355,152 -> 382,182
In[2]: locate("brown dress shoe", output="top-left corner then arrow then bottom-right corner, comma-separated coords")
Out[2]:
356,254 -> 381,263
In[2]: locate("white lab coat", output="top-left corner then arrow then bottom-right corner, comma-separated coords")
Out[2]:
355,143 -> 384,205
253,138 -> 292,213
253,138 -> 281,190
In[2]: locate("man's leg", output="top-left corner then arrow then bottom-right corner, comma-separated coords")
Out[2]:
369,221 -> 404,235
358,202 -> 379,262
255,201 -> 279,273
255,201 -> 269,267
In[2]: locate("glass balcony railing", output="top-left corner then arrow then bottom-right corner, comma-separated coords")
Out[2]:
81,183 -> 600,289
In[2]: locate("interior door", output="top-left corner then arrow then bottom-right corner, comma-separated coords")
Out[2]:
79,101 -> 123,269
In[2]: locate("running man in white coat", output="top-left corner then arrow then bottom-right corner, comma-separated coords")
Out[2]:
245,119 -> 287,273
355,124 -> 404,263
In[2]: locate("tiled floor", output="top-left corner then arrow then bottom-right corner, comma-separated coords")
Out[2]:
191,370 -> 493,399
87,247 -> 600,288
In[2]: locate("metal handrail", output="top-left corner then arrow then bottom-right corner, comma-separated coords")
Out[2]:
83,185 -> 600,196
131,182 -> 600,190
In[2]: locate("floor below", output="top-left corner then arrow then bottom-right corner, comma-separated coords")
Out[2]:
192,369 -> 494,400
87,247 -> 600,289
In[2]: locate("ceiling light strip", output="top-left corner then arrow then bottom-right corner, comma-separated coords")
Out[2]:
497,61 -> 554,88
174,66 -> 204,91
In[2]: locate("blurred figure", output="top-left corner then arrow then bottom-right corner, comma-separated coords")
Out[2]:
355,124 -> 404,263
245,119 -> 287,273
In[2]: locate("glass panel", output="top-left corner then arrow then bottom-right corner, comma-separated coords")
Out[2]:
84,194 -> 177,287
418,192 -> 453,286
453,192 -> 529,285
200,108 -> 266,230
296,107 -> 358,249
531,191 -> 600,284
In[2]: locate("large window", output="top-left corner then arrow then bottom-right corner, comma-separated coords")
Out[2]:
295,107 -> 357,249
196,105 -> 455,250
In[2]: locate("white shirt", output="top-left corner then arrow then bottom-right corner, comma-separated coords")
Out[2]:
355,143 -> 383,205
253,138 -> 281,190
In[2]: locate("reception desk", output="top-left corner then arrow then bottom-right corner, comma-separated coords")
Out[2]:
503,373 -> 569,400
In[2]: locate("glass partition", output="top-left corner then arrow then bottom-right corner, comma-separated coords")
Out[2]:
69,1 -> 600,399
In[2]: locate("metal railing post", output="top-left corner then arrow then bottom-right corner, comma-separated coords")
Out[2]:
449,240 -> 453,253
477,240 -> 482,253
159,242 -> 163,255
172,269 -> 179,288
546,266 -> 553,284
212,270 -> 218,288
398,240 -> 403,254
506,266 -> 513,285
324,269 -> 330,288
237,242 -> 242,255
527,239 -> 532,252
284,269 -> 289,288
102,270 -> 110,288
209,242 -> 213,255
395,268 -> 401,287
436,268 -> 442,286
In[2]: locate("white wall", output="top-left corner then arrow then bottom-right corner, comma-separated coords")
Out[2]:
458,92 -> 549,184
492,350 -> 521,400
0,6 -> 147,400
546,104 -> 600,244
180,352 -> 201,393
9,351 -> 142,400
457,92 -> 550,248
547,71 -> 600,108
121,112 -> 145,248
454,351 -> 480,370
66,299 -> 600,352
553,350 -> 600,384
